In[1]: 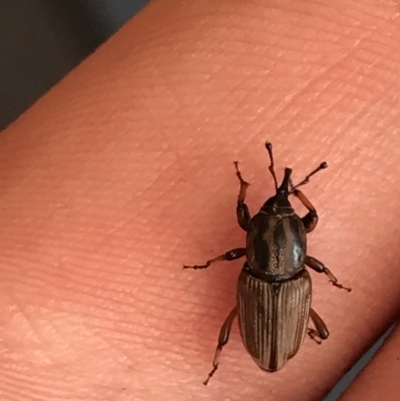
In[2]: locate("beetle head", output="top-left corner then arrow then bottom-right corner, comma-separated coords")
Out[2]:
261,167 -> 292,211
261,142 -> 328,213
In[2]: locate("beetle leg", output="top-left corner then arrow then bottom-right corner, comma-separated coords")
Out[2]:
291,189 -> 318,233
203,306 -> 237,385
307,308 -> 329,344
234,162 -> 252,232
183,248 -> 246,270
305,255 -> 352,292
307,329 -> 322,344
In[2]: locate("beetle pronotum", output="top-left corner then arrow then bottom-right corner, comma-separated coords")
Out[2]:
184,142 -> 351,385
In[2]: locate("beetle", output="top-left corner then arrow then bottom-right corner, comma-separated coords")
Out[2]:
183,142 -> 351,385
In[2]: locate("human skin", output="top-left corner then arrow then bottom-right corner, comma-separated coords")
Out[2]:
1,0 -> 400,400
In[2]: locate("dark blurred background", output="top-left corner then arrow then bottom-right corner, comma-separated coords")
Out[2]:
0,0 -> 150,130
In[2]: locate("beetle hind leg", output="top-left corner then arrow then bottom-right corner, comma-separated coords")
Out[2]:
307,308 -> 329,344
203,307 -> 237,385
307,328 -> 323,344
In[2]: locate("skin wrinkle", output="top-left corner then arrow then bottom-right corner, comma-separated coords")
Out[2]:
0,0 -> 400,400
6,305 -> 69,374
275,45 -> 395,135
14,233 -> 195,337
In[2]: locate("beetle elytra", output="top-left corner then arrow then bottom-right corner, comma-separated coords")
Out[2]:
184,142 -> 351,385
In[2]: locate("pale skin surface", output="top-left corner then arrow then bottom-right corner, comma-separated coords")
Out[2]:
1,0 -> 400,400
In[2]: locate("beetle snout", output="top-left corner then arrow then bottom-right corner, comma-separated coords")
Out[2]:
277,168 -> 292,193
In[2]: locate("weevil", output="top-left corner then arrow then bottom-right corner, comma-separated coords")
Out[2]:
184,142 -> 351,385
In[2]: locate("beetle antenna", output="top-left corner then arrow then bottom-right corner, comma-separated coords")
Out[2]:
290,162 -> 328,192
265,142 -> 279,191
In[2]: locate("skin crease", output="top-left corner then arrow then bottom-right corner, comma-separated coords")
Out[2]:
0,0 -> 400,400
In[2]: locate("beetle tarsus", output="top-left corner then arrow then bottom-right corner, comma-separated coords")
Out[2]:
330,280 -> 352,292
203,364 -> 218,386
234,162 -> 250,187
183,249 -> 246,271
307,328 -> 323,345
183,263 -> 209,270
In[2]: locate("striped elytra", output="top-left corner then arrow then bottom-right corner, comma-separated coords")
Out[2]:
237,268 -> 312,371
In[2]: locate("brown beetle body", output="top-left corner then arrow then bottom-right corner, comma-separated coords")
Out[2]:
237,169 -> 311,372
184,143 -> 351,385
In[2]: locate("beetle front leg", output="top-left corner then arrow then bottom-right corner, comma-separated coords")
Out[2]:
234,162 -> 251,232
307,308 -> 329,344
183,248 -> 246,270
203,306 -> 237,385
305,255 -> 352,292
291,189 -> 318,233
